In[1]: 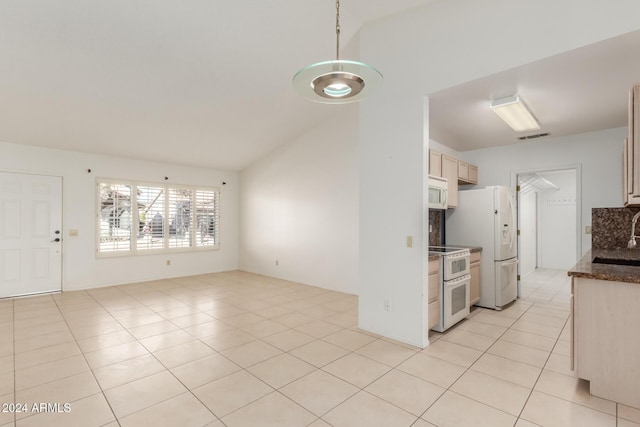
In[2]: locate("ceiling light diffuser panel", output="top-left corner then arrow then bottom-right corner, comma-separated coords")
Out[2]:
490,95 -> 540,132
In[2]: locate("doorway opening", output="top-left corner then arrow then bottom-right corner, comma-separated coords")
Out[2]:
513,167 -> 580,296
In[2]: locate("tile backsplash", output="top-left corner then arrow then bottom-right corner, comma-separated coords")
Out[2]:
429,210 -> 443,246
592,207 -> 640,249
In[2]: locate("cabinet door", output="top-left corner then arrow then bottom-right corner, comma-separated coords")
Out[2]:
469,165 -> 478,184
428,259 -> 441,330
458,161 -> 469,181
624,138 -> 629,205
428,272 -> 439,302
428,300 -> 440,330
441,155 -> 458,207
429,150 -> 442,177
470,261 -> 480,305
629,85 -> 640,205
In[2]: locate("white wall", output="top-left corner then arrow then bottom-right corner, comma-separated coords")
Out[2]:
462,127 -> 624,256
358,0 -> 640,347
537,170 -> 577,269
239,107 -> 359,295
0,141 -> 239,291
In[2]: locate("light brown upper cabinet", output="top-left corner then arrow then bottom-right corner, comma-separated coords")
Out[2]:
441,154 -> 458,208
458,161 -> 478,185
429,150 -> 442,177
429,149 -> 478,208
625,84 -> 640,206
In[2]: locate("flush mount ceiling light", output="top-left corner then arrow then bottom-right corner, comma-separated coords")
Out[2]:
490,95 -> 541,132
292,0 -> 383,104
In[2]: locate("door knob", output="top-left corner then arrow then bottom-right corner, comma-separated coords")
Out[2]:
51,238 -> 60,243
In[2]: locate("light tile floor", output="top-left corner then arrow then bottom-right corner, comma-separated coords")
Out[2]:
0,268 -> 638,426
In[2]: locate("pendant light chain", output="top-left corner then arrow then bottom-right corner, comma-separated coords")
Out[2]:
335,0 -> 341,60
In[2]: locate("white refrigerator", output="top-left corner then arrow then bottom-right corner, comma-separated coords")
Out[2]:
446,186 -> 518,310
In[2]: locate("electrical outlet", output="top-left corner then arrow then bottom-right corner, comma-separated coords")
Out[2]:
275,260 -> 279,266
166,259 -> 171,266
406,235 -> 413,248
585,225 -> 592,234
384,299 -> 391,312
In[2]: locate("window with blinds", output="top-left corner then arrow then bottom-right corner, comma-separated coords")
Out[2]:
137,185 -> 165,251
195,189 -> 218,247
98,182 -> 132,253
96,179 -> 220,257
168,188 -> 193,249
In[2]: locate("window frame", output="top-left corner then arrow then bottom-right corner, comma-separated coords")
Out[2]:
96,178 -> 220,258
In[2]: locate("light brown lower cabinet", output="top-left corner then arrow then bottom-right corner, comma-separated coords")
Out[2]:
470,251 -> 481,305
428,258 -> 440,330
571,276 -> 640,408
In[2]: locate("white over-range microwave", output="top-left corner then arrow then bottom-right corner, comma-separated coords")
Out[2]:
428,175 -> 448,209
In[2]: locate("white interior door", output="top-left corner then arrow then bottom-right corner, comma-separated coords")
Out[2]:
0,172 -> 62,298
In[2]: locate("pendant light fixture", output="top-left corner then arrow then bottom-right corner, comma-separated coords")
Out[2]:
292,0 -> 383,104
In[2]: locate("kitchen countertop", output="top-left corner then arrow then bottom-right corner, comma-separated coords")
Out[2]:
442,245 -> 483,253
568,248 -> 640,284
428,245 -> 482,261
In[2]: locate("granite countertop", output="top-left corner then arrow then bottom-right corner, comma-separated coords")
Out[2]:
568,248 -> 640,284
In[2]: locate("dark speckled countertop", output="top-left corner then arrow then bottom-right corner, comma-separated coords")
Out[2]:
568,249 -> 640,284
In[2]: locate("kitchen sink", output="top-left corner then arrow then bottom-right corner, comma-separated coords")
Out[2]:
592,257 -> 640,267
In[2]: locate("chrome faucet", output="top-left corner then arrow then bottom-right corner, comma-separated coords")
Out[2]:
629,211 -> 640,248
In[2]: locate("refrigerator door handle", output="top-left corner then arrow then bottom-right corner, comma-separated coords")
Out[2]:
508,192 -> 517,252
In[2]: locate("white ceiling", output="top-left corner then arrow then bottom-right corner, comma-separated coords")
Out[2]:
0,0 -> 434,171
429,29 -> 640,151
2,1 -> 639,171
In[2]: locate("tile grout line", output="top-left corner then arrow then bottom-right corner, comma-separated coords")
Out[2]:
99,276 -> 353,425
51,291 -> 123,427
416,300 -> 537,424
83,283 -> 228,425
8,270 -> 617,427
517,296 -> 622,422
211,323 -> 377,423
513,312 -> 570,424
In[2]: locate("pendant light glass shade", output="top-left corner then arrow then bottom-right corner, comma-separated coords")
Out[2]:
292,60 -> 383,104
292,0 -> 383,104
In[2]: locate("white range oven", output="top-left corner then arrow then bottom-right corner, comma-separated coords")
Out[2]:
429,246 -> 471,332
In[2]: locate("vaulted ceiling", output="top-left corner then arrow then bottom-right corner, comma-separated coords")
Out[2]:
2,1 -> 638,171
0,0 -> 434,171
